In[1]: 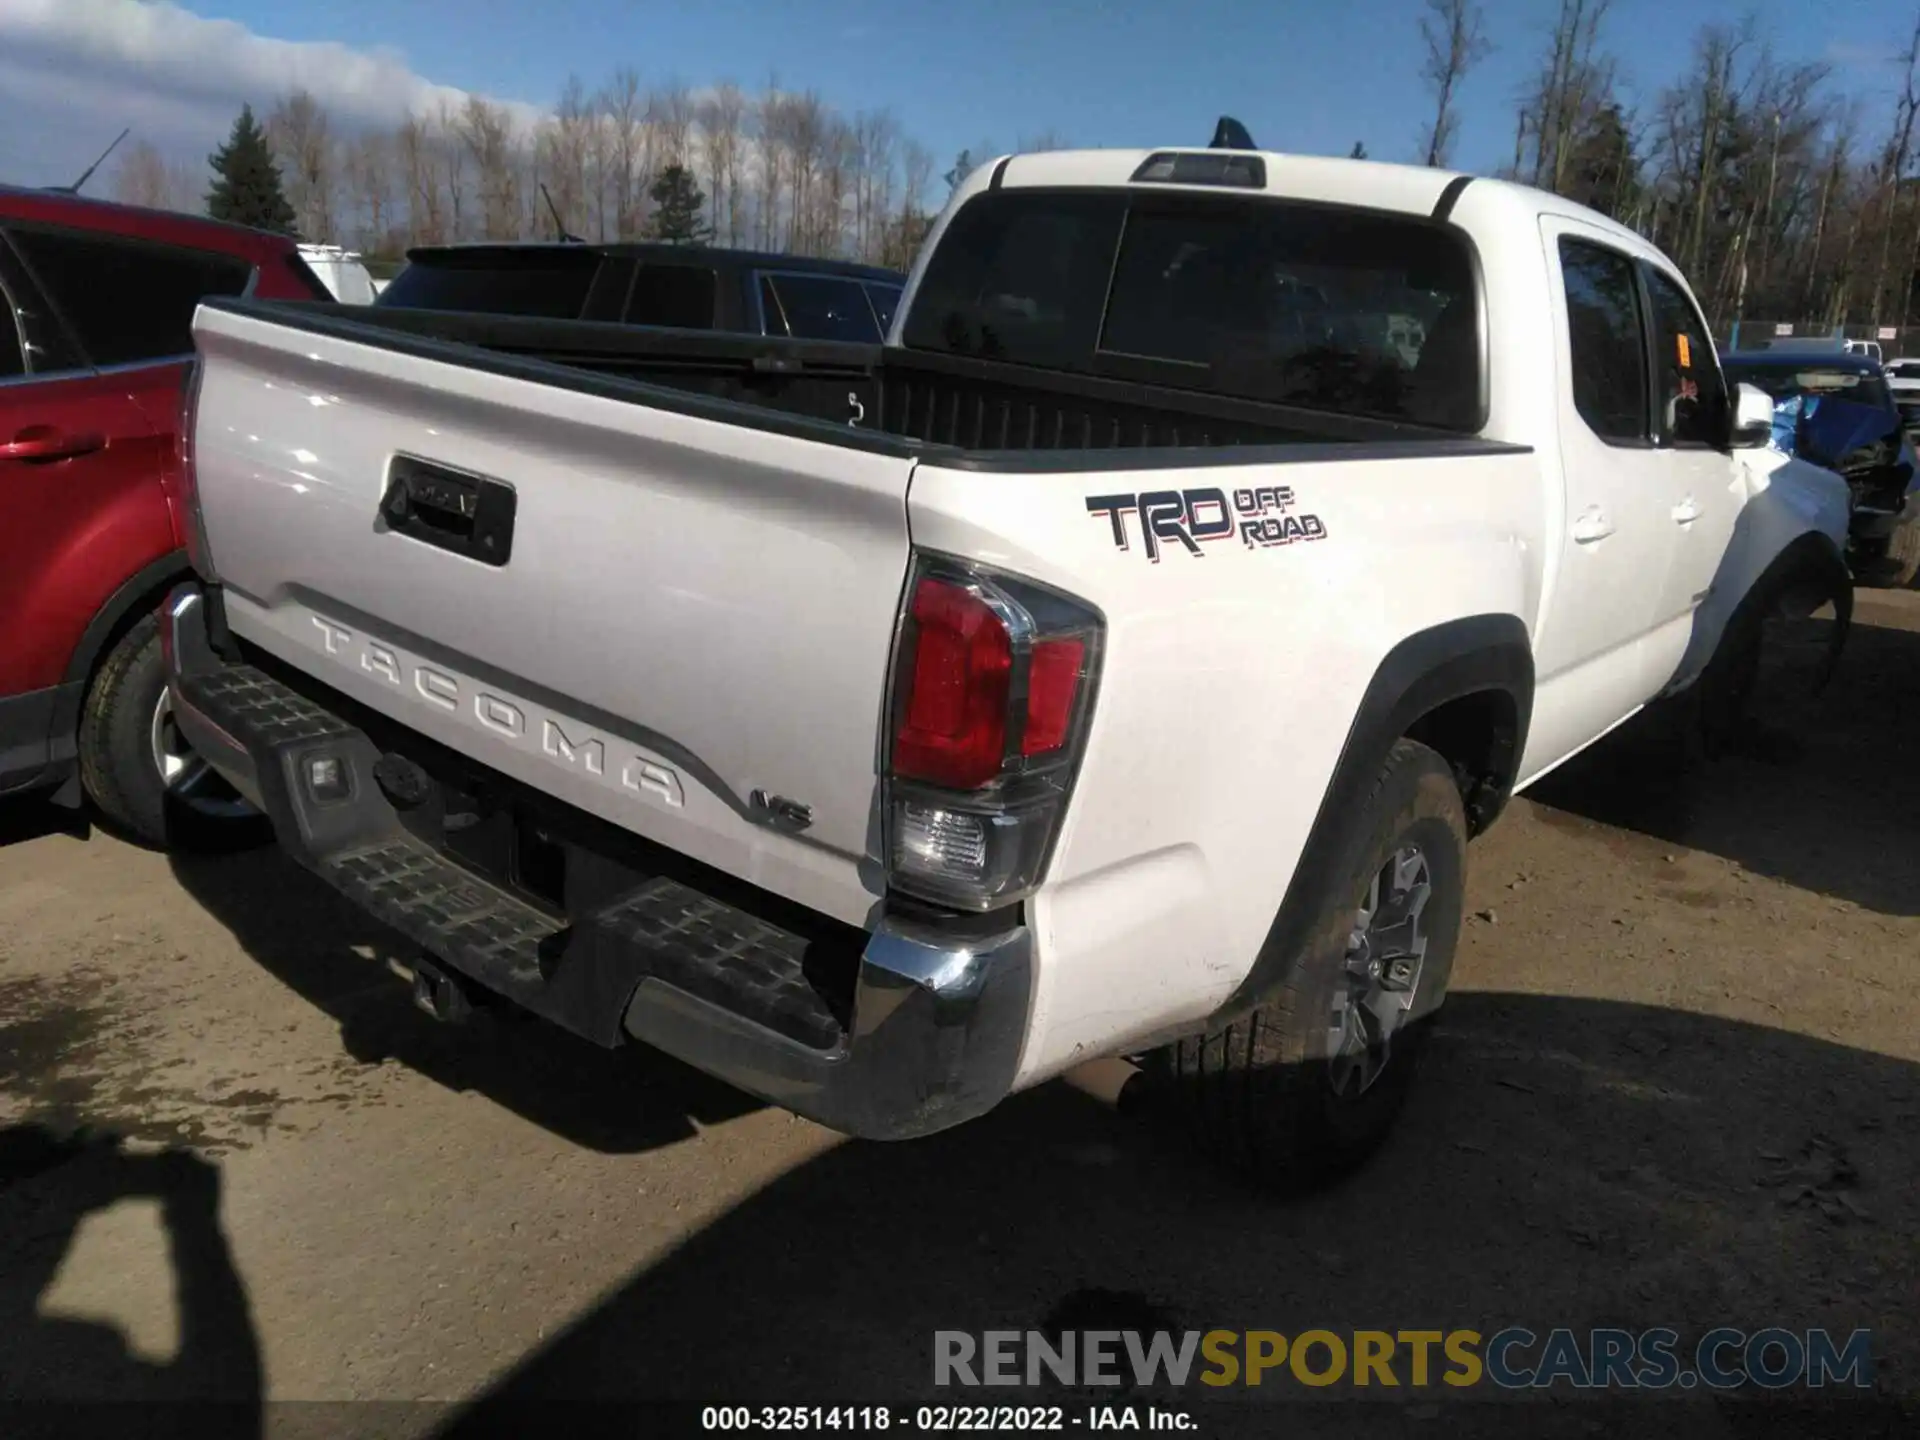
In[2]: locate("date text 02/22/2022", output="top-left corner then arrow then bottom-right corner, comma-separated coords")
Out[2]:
700,1404 -> 1197,1431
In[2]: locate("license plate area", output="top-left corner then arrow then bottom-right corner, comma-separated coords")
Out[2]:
433,784 -> 568,915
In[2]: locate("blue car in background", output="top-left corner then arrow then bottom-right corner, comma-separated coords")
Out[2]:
1721,348 -> 1920,586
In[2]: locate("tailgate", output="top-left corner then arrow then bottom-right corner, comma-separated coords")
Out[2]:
188,304 -> 915,926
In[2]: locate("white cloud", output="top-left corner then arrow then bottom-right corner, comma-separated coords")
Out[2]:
0,0 -> 545,186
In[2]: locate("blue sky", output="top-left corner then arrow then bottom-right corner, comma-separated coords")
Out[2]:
0,0 -> 1916,191
195,0 -> 1916,171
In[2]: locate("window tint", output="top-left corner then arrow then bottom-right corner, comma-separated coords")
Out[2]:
864,281 -> 902,335
1643,267 -> 1726,447
1558,239 -> 1649,442
901,190 -> 1125,369
0,280 -> 22,379
626,264 -> 716,329
903,189 -> 1483,430
377,253 -> 599,318
1100,202 -> 1479,427
10,228 -> 252,367
764,273 -> 883,342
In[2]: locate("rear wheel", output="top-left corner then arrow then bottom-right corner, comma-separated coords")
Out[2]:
1151,739 -> 1468,1194
77,612 -> 266,850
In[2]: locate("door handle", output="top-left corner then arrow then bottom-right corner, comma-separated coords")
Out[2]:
1572,507 -> 1615,544
1672,497 -> 1702,524
2,427 -> 106,462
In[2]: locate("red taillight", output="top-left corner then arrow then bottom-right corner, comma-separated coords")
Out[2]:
1022,637 -> 1085,757
893,578 -> 1013,790
885,558 -> 1102,911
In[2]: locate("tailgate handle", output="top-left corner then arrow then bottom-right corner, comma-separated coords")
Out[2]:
379,456 -> 516,567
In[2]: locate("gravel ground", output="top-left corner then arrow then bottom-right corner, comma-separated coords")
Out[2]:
2,591 -> 1917,1437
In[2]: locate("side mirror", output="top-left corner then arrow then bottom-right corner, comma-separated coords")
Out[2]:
1729,382 -> 1775,449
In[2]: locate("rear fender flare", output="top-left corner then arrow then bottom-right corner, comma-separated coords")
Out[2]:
53,549 -> 192,735
1215,613 -> 1534,1019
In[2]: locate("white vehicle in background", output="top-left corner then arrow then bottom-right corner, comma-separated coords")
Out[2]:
296,243 -> 377,305
163,132 -> 1854,1193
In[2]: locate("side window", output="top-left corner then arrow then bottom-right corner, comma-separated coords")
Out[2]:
8,228 -> 252,367
625,265 -> 716,329
1642,267 -> 1727,447
764,274 -> 883,343
0,277 -> 23,379
1558,238 -> 1649,443
864,282 -> 902,336
759,275 -> 790,337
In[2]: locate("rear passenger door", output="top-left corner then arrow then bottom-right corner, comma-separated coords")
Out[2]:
0,226 -> 251,696
1527,220 -> 1674,773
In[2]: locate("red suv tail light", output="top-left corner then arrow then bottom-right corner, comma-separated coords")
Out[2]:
885,556 -> 1102,912
175,359 -> 217,581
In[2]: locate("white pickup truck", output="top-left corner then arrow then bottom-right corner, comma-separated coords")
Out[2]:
161,141 -> 1852,1190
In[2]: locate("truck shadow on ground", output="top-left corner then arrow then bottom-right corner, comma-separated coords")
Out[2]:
431,994 -> 1920,1437
1527,605 -> 1920,916
166,846 -> 762,1156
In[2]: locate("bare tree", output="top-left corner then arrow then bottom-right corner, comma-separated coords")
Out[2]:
432,99 -> 470,241
653,82 -> 695,169
1418,0 -> 1491,166
540,75 -> 594,241
1869,14 -> 1920,325
112,140 -> 175,210
1517,0 -> 1614,192
397,115 -> 445,245
455,96 -> 521,241
783,91 -> 830,252
851,110 -> 900,260
269,89 -> 337,241
344,133 -> 395,252
602,68 -> 647,237
752,82 -> 788,250
700,83 -> 748,247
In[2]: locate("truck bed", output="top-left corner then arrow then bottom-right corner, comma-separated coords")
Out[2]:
220,298 -> 1500,461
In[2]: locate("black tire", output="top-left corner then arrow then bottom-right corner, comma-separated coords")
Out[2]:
1150,738 -> 1468,1195
76,612 -> 267,850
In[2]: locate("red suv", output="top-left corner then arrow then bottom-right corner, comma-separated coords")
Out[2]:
0,186 -> 329,843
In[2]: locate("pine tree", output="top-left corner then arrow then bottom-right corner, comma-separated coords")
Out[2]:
206,105 -> 297,234
1350,141 -> 1370,160
646,163 -> 711,244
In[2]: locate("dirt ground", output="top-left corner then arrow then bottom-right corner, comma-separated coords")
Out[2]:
2,592 -> 1917,1437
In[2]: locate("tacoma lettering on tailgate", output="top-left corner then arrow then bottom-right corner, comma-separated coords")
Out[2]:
308,616 -> 685,811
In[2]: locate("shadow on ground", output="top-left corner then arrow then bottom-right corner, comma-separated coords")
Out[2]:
0,1123 -> 261,1425
166,846 -> 761,1156
1529,606 -> 1920,915
425,994 -> 1919,1436
0,794 -> 89,852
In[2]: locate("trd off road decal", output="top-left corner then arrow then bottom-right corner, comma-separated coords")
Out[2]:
1085,485 -> 1328,562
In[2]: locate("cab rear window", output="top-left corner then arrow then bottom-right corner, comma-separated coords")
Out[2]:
902,188 -> 1483,431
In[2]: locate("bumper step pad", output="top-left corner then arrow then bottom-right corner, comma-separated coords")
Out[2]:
180,660 -> 843,1051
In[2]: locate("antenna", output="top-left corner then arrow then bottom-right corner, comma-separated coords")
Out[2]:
1210,116 -> 1256,151
539,183 -> 585,244
63,127 -> 132,195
